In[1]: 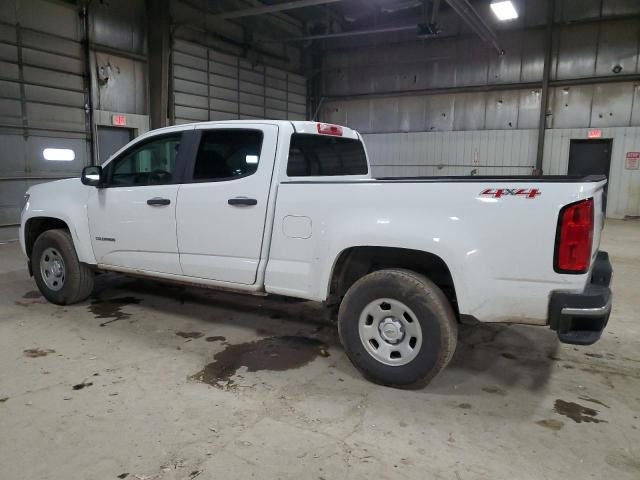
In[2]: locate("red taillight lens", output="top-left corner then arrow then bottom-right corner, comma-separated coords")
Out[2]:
316,123 -> 343,136
555,198 -> 594,273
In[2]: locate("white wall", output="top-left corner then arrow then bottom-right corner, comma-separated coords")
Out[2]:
361,127 -> 640,219
362,130 -> 538,177
543,126 -> 640,219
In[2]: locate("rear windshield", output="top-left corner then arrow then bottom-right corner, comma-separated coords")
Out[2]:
287,134 -> 368,177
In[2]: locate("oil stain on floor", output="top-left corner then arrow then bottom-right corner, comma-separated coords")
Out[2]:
553,399 -> 607,423
88,296 -> 142,326
72,381 -> 93,390
23,348 -> 55,358
191,335 -> 330,388
578,395 -> 610,409
176,331 -> 204,339
535,419 -> 565,431
205,336 -> 226,343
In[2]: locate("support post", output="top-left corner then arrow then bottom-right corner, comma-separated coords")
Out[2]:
147,0 -> 171,129
535,0 -> 555,175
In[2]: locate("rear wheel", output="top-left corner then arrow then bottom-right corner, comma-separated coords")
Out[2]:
31,229 -> 94,305
338,269 -> 457,388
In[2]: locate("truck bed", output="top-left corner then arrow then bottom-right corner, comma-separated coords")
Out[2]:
283,175 -> 607,184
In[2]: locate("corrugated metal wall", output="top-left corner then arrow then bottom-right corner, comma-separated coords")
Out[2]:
319,5 -> 640,218
0,0 -> 89,240
90,0 -> 148,116
543,127 -> 640,218
321,15 -> 640,133
171,38 -> 306,124
363,130 -> 538,177
362,127 -> 640,218
324,81 -> 640,134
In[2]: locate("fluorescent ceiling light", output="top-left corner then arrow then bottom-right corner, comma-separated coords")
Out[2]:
43,148 -> 75,161
490,1 -> 518,21
245,155 -> 259,164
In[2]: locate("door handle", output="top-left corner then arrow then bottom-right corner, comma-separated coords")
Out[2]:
228,197 -> 257,206
147,197 -> 171,206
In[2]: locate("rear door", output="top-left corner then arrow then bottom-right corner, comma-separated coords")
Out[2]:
176,124 -> 278,284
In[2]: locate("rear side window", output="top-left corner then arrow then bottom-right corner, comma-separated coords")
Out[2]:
287,134 -> 368,177
192,129 -> 263,182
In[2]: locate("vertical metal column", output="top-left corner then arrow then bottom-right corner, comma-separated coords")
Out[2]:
15,23 -> 28,138
82,6 -> 96,165
147,0 -> 171,129
535,0 -> 555,175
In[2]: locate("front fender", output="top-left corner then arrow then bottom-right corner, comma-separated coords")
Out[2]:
21,178 -> 96,265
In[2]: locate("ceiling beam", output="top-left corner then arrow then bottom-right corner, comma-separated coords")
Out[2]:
445,0 -> 503,54
266,24 -> 425,42
213,0 -> 345,20
177,0 -> 302,37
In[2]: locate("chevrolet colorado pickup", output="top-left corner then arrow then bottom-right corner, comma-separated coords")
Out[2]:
19,120 -> 613,387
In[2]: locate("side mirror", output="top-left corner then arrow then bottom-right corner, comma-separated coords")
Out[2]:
81,165 -> 103,187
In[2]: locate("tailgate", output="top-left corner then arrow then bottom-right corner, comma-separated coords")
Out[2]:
589,179 -> 607,264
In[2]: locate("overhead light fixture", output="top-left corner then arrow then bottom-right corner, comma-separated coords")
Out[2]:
490,1 -> 518,21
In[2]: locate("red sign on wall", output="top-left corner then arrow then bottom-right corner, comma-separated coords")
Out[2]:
588,129 -> 602,139
112,114 -> 127,127
626,152 -> 640,170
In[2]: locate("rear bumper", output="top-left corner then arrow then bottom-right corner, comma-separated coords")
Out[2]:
549,251 -> 613,345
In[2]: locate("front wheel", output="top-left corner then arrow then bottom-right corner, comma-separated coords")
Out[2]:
338,269 -> 457,388
31,229 -> 94,305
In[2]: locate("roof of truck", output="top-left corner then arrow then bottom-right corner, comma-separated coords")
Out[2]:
144,120 -> 360,140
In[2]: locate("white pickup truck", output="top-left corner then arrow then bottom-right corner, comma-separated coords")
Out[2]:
20,120 -> 613,387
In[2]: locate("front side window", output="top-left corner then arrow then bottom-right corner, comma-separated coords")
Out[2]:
287,134 -> 368,177
192,129 -> 263,182
103,134 -> 182,187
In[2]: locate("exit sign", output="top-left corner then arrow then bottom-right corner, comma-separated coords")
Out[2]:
588,129 -> 602,139
112,114 -> 127,127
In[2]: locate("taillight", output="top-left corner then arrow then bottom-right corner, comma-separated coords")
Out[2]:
317,123 -> 343,136
554,198 -> 594,274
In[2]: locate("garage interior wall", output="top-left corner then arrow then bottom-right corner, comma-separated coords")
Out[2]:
0,0 -> 90,241
89,0 -> 148,122
2,0 -> 640,238
171,38 -> 306,124
318,0 -> 640,219
170,1 -> 306,124
0,0 -> 306,241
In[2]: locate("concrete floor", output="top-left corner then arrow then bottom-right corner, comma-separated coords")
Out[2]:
0,220 -> 638,480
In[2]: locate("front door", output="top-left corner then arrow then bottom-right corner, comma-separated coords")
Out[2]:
176,124 -> 278,284
88,131 -> 189,275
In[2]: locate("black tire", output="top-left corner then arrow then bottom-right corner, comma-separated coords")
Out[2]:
338,269 -> 457,388
31,229 -> 94,305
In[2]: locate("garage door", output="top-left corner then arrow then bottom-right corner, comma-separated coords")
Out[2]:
0,0 -> 90,239
171,38 -> 306,124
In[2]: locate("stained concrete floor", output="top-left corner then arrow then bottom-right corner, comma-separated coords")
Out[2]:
0,220 -> 639,480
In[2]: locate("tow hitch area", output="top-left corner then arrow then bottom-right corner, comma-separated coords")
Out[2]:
549,251 -> 613,345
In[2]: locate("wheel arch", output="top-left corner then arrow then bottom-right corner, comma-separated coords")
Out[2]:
328,246 -> 458,314
24,217 -> 71,258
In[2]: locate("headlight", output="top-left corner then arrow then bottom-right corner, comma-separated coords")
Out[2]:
22,193 -> 30,211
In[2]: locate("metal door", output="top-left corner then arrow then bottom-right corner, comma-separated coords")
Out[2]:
568,139 -> 612,212
97,126 -> 133,164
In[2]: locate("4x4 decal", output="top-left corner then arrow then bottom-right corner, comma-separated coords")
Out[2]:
480,188 -> 541,199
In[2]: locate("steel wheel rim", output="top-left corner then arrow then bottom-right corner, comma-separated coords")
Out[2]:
40,247 -> 65,291
358,298 -> 422,366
